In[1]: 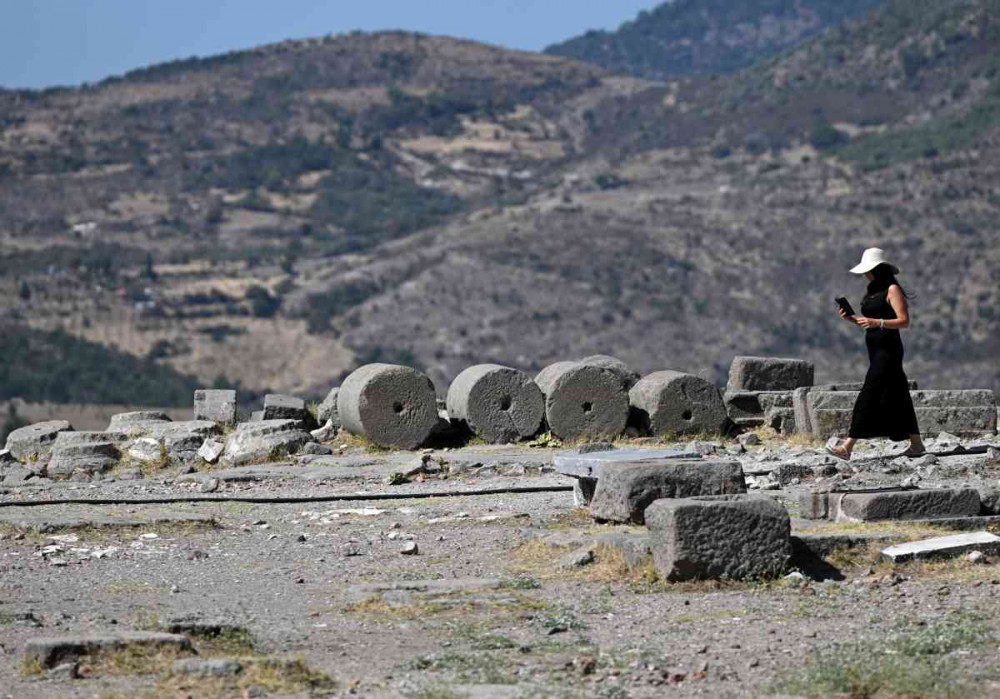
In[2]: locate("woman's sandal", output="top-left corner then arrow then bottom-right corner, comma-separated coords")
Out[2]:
900,446 -> 927,458
825,439 -> 852,461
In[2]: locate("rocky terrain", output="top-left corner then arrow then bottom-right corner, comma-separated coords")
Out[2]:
545,0 -> 884,79
3,425 -> 1000,698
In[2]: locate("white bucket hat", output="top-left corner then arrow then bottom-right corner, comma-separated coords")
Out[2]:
850,247 -> 899,275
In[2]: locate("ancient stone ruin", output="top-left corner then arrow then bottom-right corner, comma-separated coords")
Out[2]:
2,353 -> 999,696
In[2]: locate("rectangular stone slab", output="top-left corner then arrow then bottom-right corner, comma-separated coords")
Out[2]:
553,448 -> 700,478
589,459 -> 747,524
811,407 -> 997,439
881,532 -> 1000,563
24,632 -> 192,668
836,488 -> 981,523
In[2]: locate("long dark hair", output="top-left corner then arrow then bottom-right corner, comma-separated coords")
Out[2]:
870,263 -> 912,299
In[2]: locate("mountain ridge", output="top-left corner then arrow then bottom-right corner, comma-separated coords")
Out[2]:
1,3 -> 998,412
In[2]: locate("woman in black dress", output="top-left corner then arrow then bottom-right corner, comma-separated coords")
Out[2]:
827,248 -> 924,460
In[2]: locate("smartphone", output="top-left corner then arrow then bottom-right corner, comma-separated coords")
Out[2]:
835,297 -> 856,316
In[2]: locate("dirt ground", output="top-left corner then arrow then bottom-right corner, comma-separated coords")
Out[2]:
3,435 -> 1000,699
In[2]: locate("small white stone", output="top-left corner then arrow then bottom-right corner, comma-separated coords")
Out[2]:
400,542 -> 419,556
967,550 -> 988,565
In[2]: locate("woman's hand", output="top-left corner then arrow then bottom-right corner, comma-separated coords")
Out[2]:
838,308 -> 856,323
856,316 -> 877,329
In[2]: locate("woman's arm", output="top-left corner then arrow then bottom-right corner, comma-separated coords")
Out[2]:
884,285 -> 909,329
854,285 -> 909,329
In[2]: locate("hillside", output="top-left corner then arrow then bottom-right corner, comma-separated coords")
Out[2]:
545,0 -> 884,79
1,1 -> 999,411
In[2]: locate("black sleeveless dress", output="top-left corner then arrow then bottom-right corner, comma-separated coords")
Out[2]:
848,280 -> 920,441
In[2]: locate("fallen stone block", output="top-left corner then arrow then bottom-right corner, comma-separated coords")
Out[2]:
193,389 -> 237,426
881,532 -> 1000,563
726,356 -> 814,393
629,371 -> 729,438
577,355 -> 641,391
589,459 -> 747,524
554,447 -> 702,479
724,390 -> 793,428
836,488 -> 981,523
128,438 -> 164,464
447,364 -> 544,444
197,438 -> 225,464
107,411 -> 172,431
23,632 -> 192,669
338,364 -> 439,450
47,432 -> 121,479
139,421 -> 221,462
535,361 -> 629,441
317,387 -> 340,428
806,390 -> 998,439
4,420 -> 73,466
222,420 -> 313,466
172,658 -> 243,678
262,394 -> 313,426
646,495 -> 792,581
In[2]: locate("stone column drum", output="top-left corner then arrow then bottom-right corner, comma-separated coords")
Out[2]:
337,364 -> 439,449
629,370 -> 729,437
446,364 -> 544,444
534,362 -> 629,441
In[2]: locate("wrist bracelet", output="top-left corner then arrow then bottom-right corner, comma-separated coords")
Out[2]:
880,319 -> 885,329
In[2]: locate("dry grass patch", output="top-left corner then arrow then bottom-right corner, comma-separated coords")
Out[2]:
345,591 -> 545,623
159,657 -> 334,698
336,431 -> 392,454
101,656 -> 334,699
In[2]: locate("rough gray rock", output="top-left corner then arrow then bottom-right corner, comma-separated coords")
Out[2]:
172,658 -> 243,677
726,356 -> 814,393
535,361 -> 629,441
645,495 -> 792,581
139,421 -> 220,463
3,466 -> 35,485
560,546 -> 595,569
222,420 -> 313,466
193,389 -> 237,426
263,394 -> 312,425
197,438 -> 225,464
337,364 -> 439,449
593,532 -> 652,570
4,420 -> 73,466
301,442 -> 334,456
589,459 -> 747,524
629,371 -> 729,437
107,411 -> 171,431
128,438 -> 164,464
23,632 -> 192,669
47,432 -> 121,479
317,387 -> 340,428
577,355 -> 641,391
446,364 -> 544,444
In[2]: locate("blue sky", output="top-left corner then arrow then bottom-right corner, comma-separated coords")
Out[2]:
1,1 -> 657,89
